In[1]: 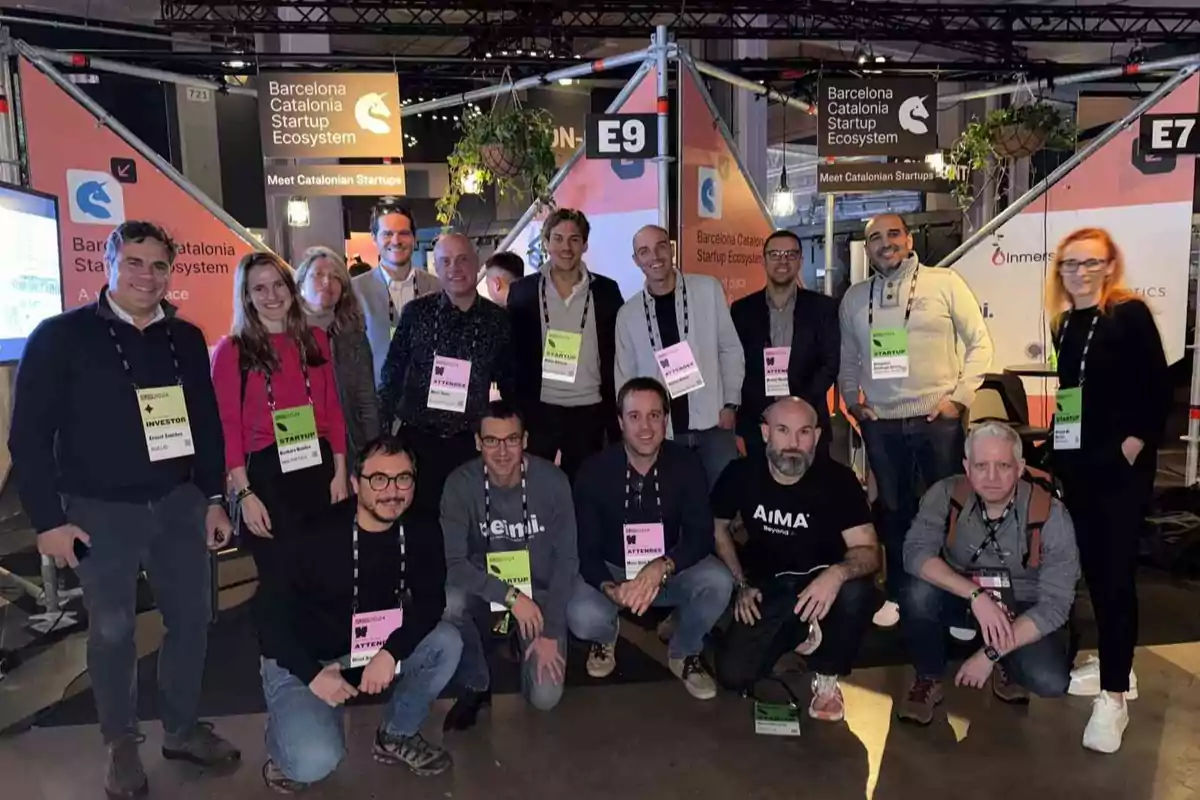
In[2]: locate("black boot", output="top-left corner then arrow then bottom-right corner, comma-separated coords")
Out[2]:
442,688 -> 492,732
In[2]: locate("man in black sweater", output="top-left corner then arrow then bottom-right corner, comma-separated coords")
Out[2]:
258,435 -> 462,792
8,221 -> 239,799
571,377 -> 733,700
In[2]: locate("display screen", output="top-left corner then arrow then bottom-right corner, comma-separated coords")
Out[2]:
0,183 -> 63,362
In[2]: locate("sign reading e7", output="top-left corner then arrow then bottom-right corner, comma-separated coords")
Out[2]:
1139,114 -> 1200,155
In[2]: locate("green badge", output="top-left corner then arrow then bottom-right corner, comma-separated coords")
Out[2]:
486,550 -> 533,611
869,327 -> 910,380
542,329 -> 583,383
273,405 -> 322,472
754,702 -> 801,736
1053,386 -> 1083,450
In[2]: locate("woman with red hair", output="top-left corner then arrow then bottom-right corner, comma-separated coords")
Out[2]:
1047,227 -> 1169,754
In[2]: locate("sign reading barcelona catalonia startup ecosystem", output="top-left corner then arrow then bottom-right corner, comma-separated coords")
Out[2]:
258,72 -> 404,159
818,77 -> 938,158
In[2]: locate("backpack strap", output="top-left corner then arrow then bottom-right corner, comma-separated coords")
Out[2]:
945,477 -> 973,549
1022,469 -> 1054,569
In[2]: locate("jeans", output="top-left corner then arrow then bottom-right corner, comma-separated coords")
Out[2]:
567,556 -> 734,659
67,484 -> 210,743
860,415 -> 965,600
443,581 -> 585,711
900,579 -> 1070,697
675,428 -> 741,490
526,402 -> 611,484
261,621 -> 463,784
714,575 -> 878,692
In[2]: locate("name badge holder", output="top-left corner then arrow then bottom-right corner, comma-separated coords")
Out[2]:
265,362 -> 322,473
484,462 -> 534,615
425,304 -> 475,414
623,464 -> 667,580
541,275 -> 593,384
348,522 -> 406,673
643,277 -> 705,399
867,267 -> 919,381
764,346 -> 791,397
754,702 -> 801,736
108,320 -> 196,463
1052,311 -> 1098,451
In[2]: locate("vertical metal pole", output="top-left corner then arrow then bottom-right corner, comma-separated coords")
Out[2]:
654,24 -> 670,231
40,555 -> 60,613
0,48 -> 20,185
823,193 -> 835,296
1185,243 -> 1200,486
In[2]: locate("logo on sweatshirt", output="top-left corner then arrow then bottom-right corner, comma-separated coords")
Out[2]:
480,515 -> 544,541
753,505 -> 810,536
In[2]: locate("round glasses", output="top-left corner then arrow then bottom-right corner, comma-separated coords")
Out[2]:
360,471 -> 415,491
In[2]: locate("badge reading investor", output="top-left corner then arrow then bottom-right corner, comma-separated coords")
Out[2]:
136,385 -> 195,462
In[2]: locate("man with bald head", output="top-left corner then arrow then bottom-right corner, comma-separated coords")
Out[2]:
711,397 -> 880,721
379,232 -> 516,509
837,213 -> 992,628
616,224 -> 745,489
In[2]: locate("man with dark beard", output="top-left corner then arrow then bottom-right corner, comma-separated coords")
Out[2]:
711,397 -> 881,721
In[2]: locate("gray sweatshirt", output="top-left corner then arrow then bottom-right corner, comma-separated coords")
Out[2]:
440,455 -> 579,639
904,477 -> 1080,636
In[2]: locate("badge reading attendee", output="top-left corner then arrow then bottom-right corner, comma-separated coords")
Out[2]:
754,702 -> 801,736
486,550 -> 533,611
542,329 -> 583,383
622,522 -> 666,580
869,328 -> 909,379
136,385 -> 195,462
349,607 -> 404,669
655,341 -> 705,399
273,405 -> 322,472
1053,387 -> 1082,450
764,347 -> 791,397
427,355 -> 471,413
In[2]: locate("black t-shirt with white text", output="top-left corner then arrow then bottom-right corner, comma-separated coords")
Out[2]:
711,456 -> 870,582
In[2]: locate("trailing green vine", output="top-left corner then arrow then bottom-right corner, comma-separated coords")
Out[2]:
436,104 -> 558,226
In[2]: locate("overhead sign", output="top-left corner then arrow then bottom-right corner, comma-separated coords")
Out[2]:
1139,113 -> 1200,154
258,72 -> 403,159
585,113 -> 658,159
819,77 -> 938,158
817,162 -> 949,193
264,164 -> 407,196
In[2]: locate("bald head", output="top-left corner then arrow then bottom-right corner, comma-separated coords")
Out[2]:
761,397 -> 820,480
432,232 -> 479,301
864,213 -> 913,274
764,397 -> 818,428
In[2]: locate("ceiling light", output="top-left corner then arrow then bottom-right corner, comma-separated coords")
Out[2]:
286,197 -> 311,228
558,77 -> 574,86
225,59 -> 247,69
769,169 -> 796,218
857,53 -> 867,65
875,55 -> 887,63
460,169 -> 484,195
485,52 -> 493,58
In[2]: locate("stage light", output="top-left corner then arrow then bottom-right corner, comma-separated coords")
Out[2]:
225,59 -> 247,69
558,77 -> 574,86
460,170 -> 484,195
286,197 -> 311,228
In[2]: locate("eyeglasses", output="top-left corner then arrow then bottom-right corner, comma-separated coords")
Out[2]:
360,471 -> 415,491
480,433 -> 523,450
765,249 -> 801,262
1058,258 -> 1109,274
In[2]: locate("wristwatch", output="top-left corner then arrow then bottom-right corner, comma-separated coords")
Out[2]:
503,586 -> 519,610
983,644 -> 1001,662
723,403 -> 740,413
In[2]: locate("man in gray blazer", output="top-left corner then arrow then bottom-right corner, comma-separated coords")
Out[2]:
352,202 -> 441,385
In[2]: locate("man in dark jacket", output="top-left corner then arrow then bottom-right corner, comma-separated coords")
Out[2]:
507,209 -> 624,481
731,230 -> 839,461
257,435 -> 462,792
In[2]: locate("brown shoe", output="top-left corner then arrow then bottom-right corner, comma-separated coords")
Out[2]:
992,664 -> 1030,705
897,677 -> 944,725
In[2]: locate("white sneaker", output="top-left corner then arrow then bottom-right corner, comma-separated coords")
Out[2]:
795,619 -> 823,656
1082,691 -> 1129,754
1068,655 -> 1138,700
949,626 -> 977,641
872,600 -> 900,628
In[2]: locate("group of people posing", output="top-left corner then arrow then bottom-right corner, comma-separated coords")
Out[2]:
9,203 -> 1168,798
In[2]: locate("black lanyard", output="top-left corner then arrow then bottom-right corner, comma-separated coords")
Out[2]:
969,497 -> 1015,566
624,463 -> 663,523
351,521 -> 406,614
483,459 -> 531,540
386,269 -> 421,326
642,274 -> 690,351
263,351 -> 313,411
868,265 -> 920,328
540,273 -> 593,336
107,319 -> 182,390
1058,310 -> 1100,389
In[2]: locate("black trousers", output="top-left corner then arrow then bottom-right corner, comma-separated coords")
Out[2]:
526,402 -> 609,483
713,574 -> 878,692
402,426 -> 480,513
1060,465 -> 1152,694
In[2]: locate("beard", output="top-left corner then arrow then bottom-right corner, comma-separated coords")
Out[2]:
767,446 -> 811,478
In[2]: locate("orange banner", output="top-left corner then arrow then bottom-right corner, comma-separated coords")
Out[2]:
19,58 -> 254,344
678,66 -> 774,303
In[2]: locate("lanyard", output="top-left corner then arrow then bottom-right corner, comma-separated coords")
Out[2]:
540,273 -> 593,335
1058,310 -> 1100,388
868,265 -> 920,328
642,274 -> 690,351
107,320 -> 182,390
386,270 -> 420,326
351,521 -> 406,614
483,459 -> 531,540
263,352 -> 313,411
969,497 -> 1015,566
624,463 -> 663,523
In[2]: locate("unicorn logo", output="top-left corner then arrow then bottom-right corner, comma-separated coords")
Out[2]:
898,95 -> 930,136
354,92 -> 392,135
66,169 -> 126,225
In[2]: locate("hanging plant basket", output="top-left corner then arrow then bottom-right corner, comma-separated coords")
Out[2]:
992,124 -> 1050,160
479,142 -> 529,178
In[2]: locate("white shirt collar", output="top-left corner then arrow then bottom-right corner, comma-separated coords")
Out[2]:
107,292 -> 165,327
380,265 -> 416,287
540,262 -> 591,304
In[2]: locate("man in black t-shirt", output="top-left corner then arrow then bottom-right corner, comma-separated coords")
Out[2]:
711,398 -> 881,722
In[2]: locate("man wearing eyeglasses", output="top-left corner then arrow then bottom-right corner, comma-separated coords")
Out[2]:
731,230 -> 840,463
257,434 -> 462,792
439,400 -> 582,729
353,202 -> 440,385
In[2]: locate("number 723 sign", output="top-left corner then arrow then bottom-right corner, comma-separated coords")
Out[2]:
1139,114 -> 1200,155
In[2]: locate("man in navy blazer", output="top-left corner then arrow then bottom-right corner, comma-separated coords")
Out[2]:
730,230 -> 840,461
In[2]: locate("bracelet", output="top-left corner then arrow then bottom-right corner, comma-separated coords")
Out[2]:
504,586 -> 519,610
235,486 -> 255,502
968,587 -> 985,604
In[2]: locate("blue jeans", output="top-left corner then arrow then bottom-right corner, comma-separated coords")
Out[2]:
860,415 -> 965,600
261,621 -> 463,784
68,484 -> 210,743
567,556 -> 734,659
900,580 -> 1070,697
443,581 -> 581,711
675,428 -> 740,491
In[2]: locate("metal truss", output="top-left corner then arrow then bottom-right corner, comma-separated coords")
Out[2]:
160,1 -> 1200,45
